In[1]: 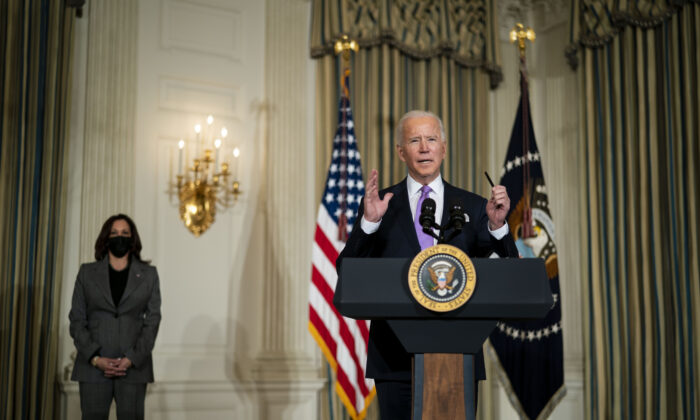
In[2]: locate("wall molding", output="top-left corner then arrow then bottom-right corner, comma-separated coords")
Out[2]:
161,0 -> 243,60
58,378 -> 259,419
158,75 -> 240,117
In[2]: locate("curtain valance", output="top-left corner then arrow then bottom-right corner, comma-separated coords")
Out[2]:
567,0 -> 697,67
310,0 -> 503,87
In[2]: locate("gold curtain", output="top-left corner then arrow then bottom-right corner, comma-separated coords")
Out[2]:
311,1 -> 502,419
570,1 -> 700,418
0,1 -> 75,419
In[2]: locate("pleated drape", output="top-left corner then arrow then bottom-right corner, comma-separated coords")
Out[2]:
0,1 -> 75,419
570,1 -> 700,418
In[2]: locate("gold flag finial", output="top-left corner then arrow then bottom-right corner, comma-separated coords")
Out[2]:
334,35 -> 359,62
509,23 -> 535,57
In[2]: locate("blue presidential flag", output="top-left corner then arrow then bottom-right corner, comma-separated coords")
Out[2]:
486,77 -> 566,419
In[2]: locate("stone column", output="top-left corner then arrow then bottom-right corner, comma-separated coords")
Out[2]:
253,0 -> 323,418
79,0 -> 137,262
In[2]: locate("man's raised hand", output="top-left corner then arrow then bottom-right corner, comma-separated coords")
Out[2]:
363,169 -> 393,222
486,185 -> 510,230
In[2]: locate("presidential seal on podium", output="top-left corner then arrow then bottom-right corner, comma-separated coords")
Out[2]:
408,244 -> 476,312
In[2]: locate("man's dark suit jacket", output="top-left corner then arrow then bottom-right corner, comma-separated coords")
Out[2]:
69,257 -> 162,383
336,178 -> 518,381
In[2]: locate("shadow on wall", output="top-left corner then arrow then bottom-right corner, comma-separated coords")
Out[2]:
155,315 -> 225,412
227,209 -> 261,383
227,99 -> 267,384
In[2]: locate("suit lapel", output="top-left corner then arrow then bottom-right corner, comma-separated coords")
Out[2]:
94,258 -> 116,310
392,179 -> 421,253
120,259 -> 145,307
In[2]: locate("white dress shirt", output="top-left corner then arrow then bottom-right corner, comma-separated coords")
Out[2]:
360,174 -> 509,242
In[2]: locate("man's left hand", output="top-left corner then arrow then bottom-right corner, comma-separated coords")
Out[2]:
486,185 -> 510,230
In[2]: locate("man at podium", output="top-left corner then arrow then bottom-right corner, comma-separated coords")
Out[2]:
337,110 -> 519,418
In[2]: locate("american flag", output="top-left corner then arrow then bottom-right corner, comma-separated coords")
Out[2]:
308,73 -> 375,419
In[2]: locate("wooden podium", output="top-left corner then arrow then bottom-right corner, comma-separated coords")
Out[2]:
334,258 -> 553,420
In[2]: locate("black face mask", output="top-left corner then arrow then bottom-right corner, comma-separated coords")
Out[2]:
108,236 -> 133,258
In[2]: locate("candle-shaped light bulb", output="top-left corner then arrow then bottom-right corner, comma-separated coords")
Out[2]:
232,147 -> 241,179
221,127 -> 228,138
206,116 -> 214,152
177,139 -> 185,174
194,124 -> 202,157
214,139 -> 222,171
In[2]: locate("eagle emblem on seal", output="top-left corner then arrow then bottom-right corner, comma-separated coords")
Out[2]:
426,265 -> 457,296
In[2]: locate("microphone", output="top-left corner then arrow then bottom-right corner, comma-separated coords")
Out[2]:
448,201 -> 466,231
419,198 -> 436,232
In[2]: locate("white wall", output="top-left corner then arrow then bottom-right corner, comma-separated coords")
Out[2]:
58,0 -> 321,418
134,0 -> 264,383
134,0 -> 265,417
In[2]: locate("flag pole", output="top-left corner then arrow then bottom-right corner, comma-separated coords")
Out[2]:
333,35 -> 359,242
509,23 -> 536,238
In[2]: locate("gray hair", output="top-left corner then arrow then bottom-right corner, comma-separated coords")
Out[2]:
395,110 -> 446,146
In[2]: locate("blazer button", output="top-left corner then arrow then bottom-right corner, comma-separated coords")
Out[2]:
114,314 -> 118,318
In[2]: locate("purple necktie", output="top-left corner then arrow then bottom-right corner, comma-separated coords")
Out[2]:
415,185 -> 434,250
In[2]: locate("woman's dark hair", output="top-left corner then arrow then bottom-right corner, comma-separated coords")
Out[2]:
94,214 -> 146,262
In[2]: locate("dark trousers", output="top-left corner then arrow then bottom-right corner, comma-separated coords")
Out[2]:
79,380 -> 147,420
376,380 -> 412,420
375,379 -> 480,419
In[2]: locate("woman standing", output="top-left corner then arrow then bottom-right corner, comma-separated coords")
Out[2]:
69,214 -> 161,419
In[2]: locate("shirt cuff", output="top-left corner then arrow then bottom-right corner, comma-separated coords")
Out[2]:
360,216 -> 381,234
488,221 -> 509,240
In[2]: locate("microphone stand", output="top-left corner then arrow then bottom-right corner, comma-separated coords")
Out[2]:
422,218 -> 463,244
420,199 -> 465,245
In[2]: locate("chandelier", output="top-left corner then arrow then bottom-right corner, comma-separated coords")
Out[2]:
174,114 -> 241,237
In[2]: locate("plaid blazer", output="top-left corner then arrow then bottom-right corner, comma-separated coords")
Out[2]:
69,257 -> 161,383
